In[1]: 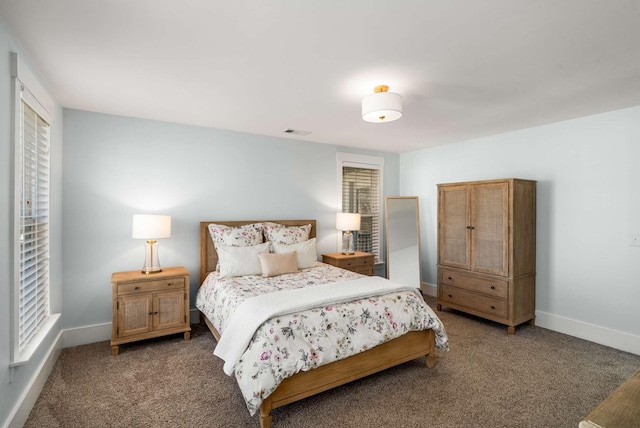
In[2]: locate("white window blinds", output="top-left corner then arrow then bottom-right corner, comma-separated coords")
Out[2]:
341,167 -> 381,261
17,99 -> 51,352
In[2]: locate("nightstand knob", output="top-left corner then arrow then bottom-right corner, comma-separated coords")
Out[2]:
490,285 -> 496,289
134,286 -> 140,290
490,306 -> 496,310
149,311 -> 158,315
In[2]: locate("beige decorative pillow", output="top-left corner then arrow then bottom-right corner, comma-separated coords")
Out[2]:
258,251 -> 298,277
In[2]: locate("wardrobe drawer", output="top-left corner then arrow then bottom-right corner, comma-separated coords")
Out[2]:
440,284 -> 508,318
440,269 -> 508,299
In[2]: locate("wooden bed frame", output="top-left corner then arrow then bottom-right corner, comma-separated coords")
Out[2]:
199,220 -> 437,428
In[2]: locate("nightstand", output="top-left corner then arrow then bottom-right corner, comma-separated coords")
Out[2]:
322,252 -> 375,276
110,266 -> 191,356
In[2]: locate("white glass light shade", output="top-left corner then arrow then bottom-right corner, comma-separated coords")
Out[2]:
336,212 -> 361,231
132,215 -> 171,239
362,91 -> 403,123
132,214 -> 171,274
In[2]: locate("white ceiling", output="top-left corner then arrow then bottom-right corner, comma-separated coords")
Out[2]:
2,1 -> 640,153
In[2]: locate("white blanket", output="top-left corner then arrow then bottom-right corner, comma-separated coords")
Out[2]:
214,276 -> 419,375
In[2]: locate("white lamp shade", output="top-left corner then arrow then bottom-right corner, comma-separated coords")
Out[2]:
132,215 -> 171,239
336,212 -> 361,231
362,91 -> 403,123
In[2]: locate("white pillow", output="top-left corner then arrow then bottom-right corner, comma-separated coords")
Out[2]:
272,238 -> 317,269
217,242 -> 270,278
208,223 -> 264,270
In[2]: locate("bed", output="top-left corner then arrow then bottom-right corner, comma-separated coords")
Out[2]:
197,220 -> 448,428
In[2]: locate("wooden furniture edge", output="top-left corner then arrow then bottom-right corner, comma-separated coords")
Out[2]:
580,369 -> 640,428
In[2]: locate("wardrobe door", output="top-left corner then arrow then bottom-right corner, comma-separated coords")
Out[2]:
438,185 -> 470,270
470,181 -> 509,276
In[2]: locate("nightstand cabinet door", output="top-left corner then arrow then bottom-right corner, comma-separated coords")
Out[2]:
117,294 -> 153,337
154,290 -> 186,331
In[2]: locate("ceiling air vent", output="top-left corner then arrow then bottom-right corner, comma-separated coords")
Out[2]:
284,129 -> 311,136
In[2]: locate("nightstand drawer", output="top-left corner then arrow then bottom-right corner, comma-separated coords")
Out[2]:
440,284 -> 508,318
334,256 -> 372,269
349,266 -> 374,276
118,277 -> 185,295
440,268 -> 507,299
322,252 -> 375,276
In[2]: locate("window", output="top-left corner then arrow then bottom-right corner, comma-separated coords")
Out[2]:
337,153 -> 384,262
11,53 -> 58,366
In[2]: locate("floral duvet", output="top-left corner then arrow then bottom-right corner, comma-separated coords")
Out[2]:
195,263 -> 449,416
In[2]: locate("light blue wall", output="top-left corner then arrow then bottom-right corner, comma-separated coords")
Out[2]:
61,109 -> 399,330
0,18 -> 64,427
400,106 -> 640,340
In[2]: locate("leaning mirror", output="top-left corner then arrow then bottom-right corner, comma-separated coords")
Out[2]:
385,196 -> 421,289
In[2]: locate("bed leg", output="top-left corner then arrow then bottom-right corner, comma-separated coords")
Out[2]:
426,353 -> 436,368
259,402 -> 272,428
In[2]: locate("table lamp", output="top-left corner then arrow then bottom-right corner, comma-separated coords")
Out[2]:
336,212 -> 361,255
132,214 -> 171,274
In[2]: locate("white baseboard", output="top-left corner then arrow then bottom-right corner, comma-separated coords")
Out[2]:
4,331 -> 62,428
62,322 -> 112,348
422,283 -> 639,357
60,309 -> 202,350
535,310 -> 640,356
421,281 -> 437,297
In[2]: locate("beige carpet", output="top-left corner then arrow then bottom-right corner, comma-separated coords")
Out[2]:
25,297 -> 640,427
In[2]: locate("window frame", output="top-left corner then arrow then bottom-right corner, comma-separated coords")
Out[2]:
11,53 -> 59,366
336,153 -> 384,262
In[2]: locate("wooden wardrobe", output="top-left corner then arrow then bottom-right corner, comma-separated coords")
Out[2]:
436,178 -> 536,334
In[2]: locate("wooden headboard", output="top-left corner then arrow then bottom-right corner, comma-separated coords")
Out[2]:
199,220 -> 317,284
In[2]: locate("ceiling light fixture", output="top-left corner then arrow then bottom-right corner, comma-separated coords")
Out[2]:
362,85 -> 403,123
